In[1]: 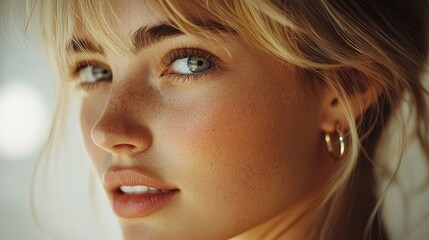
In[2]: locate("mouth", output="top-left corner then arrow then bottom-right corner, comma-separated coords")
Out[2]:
103,167 -> 179,218
119,185 -> 173,194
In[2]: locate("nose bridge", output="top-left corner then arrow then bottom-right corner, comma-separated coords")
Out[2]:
105,79 -> 140,117
103,58 -> 155,117
91,75 -> 154,155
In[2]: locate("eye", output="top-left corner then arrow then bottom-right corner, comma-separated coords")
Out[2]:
161,48 -> 220,82
170,56 -> 213,74
78,65 -> 112,84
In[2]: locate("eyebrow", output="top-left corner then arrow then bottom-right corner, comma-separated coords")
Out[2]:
67,38 -> 104,55
131,23 -> 183,52
131,20 -> 234,52
67,20 -> 234,55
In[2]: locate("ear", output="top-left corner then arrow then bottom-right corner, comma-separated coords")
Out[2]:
320,83 -> 382,132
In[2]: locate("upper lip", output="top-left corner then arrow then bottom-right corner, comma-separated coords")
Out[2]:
103,166 -> 178,192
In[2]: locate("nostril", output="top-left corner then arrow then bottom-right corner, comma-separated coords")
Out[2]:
90,110 -> 153,155
112,144 -> 138,152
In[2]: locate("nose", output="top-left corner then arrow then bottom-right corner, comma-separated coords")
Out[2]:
91,84 -> 153,156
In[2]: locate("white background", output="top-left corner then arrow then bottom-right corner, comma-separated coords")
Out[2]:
1,1 -> 54,239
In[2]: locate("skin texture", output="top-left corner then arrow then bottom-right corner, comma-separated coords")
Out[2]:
75,1 -> 343,239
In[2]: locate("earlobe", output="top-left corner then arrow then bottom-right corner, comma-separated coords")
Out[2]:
320,83 -> 383,132
320,96 -> 346,133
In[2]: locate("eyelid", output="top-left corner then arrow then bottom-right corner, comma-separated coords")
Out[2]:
161,48 -> 221,68
67,60 -> 112,93
68,60 -> 111,79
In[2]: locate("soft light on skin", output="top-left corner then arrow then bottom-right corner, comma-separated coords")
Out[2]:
74,1 -> 342,239
0,82 -> 47,160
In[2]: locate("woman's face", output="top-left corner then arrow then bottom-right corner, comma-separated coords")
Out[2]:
76,1 -> 331,239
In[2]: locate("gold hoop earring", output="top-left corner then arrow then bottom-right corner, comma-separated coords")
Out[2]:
324,128 -> 345,160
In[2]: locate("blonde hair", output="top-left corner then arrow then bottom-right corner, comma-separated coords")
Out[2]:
30,0 -> 429,239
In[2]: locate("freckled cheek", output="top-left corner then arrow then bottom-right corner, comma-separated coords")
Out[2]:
162,101 -> 286,232
160,87 -> 321,219
163,95 -> 294,193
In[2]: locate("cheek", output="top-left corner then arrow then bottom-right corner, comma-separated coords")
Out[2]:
156,73 -> 323,231
176,93 -> 318,188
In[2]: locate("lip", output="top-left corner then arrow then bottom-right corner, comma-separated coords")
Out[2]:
103,166 -> 179,218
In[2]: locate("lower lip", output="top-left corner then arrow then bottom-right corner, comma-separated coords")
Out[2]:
112,190 -> 179,218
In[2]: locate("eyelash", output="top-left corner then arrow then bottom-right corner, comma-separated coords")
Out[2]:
68,60 -> 110,91
68,47 -> 220,91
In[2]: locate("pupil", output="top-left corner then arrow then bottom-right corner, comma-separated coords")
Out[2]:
188,57 -> 211,73
92,66 -> 111,80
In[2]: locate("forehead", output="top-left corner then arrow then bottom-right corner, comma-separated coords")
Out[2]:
72,1 -> 169,46
106,0 -> 167,38
70,0 -> 233,55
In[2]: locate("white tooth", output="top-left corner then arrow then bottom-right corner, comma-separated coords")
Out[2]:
118,185 -> 168,194
120,186 -> 133,193
137,186 -> 149,193
120,185 -> 150,194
